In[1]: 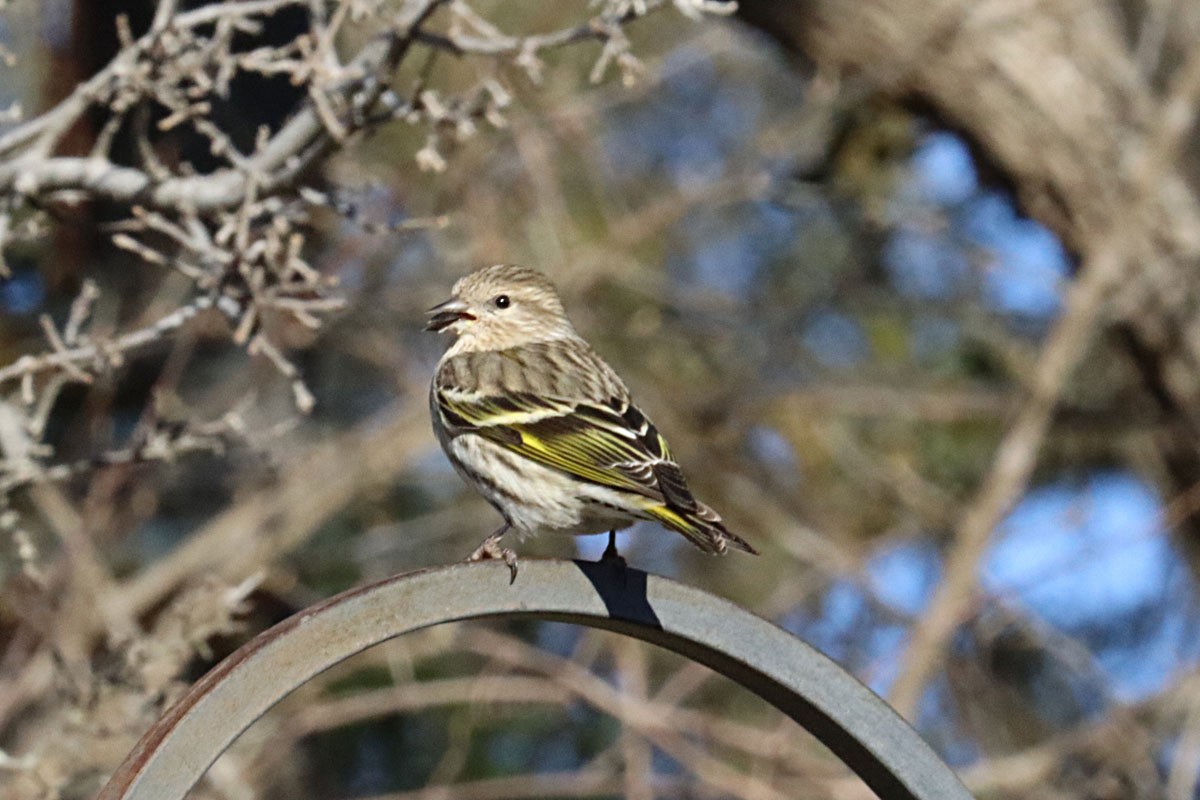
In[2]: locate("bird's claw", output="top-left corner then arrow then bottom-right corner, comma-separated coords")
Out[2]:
467,536 -> 519,583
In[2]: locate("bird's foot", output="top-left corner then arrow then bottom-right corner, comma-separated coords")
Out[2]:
467,531 -> 519,583
600,530 -> 626,568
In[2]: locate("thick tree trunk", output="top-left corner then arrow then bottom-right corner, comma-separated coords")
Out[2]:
738,0 -> 1200,426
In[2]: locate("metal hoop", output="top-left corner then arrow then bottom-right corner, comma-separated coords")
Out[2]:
99,559 -> 972,800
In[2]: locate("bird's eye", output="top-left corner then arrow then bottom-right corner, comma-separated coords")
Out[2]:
493,294 -> 511,309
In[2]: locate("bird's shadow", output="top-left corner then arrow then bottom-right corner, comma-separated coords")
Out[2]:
571,559 -> 663,630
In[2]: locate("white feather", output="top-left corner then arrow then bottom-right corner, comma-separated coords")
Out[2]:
448,433 -> 642,540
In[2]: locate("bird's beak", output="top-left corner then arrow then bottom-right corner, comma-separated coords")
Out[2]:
424,297 -> 475,332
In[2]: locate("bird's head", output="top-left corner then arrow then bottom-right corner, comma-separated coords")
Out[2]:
425,264 -> 575,352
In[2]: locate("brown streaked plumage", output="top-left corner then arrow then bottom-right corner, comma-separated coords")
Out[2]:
427,264 -> 756,580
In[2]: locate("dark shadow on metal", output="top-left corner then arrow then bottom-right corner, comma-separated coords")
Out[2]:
572,558 -> 662,629
98,559 -> 974,800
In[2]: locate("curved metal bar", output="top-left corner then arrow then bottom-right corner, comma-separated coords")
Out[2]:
98,559 -> 973,800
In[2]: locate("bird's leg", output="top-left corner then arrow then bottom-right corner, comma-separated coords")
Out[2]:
467,524 -> 518,583
600,530 -> 625,566
602,530 -> 619,560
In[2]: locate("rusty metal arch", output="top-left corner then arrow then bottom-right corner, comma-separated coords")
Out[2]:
98,559 -> 973,800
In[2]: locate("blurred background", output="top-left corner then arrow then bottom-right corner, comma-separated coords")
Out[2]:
2,1 -> 1199,798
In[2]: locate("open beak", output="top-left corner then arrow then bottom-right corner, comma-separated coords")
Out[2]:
424,298 -> 475,332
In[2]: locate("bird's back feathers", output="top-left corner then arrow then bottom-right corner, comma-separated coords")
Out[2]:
433,336 -> 755,555
437,338 -> 627,402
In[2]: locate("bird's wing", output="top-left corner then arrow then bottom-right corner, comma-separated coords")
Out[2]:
434,385 -> 680,501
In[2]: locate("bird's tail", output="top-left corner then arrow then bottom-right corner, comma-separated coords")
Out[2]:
643,500 -> 758,556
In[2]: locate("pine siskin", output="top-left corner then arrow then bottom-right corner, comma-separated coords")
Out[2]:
426,264 -> 757,579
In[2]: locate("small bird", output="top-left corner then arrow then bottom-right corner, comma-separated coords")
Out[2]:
426,264 -> 756,579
